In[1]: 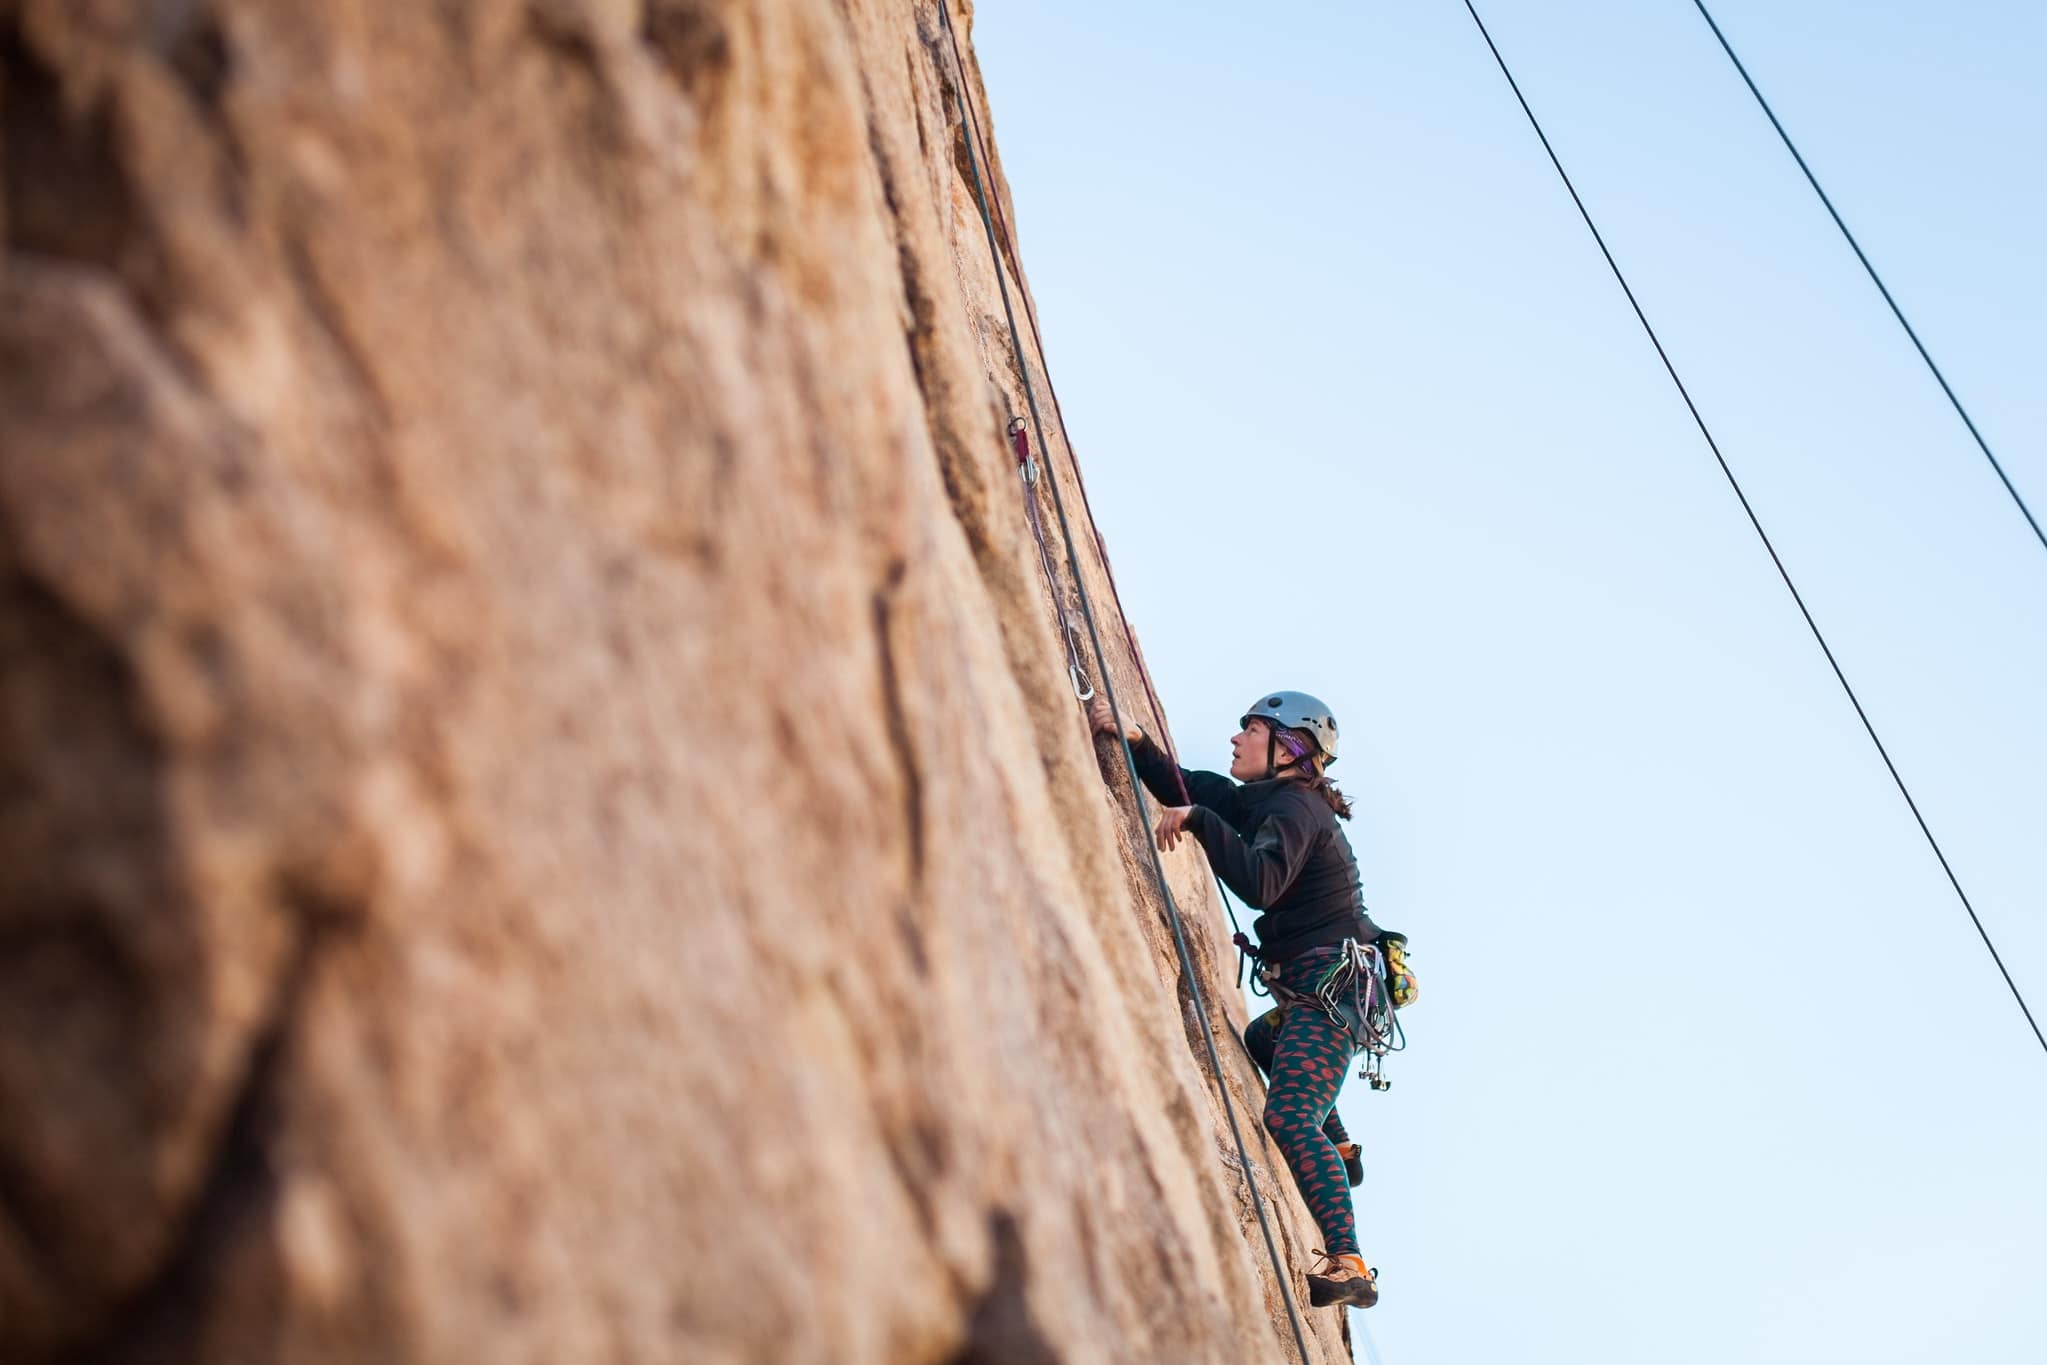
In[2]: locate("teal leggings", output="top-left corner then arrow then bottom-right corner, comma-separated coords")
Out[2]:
1244,1010 -> 1356,1152
1245,950 -> 1361,1258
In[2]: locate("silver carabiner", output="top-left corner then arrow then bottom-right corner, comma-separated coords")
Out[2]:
1064,619 -> 1094,700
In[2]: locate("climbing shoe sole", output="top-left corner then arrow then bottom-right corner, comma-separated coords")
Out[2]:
1306,1268 -> 1379,1310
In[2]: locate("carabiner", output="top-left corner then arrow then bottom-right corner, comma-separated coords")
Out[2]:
1064,619 -> 1094,700
1009,417 -> 1038,485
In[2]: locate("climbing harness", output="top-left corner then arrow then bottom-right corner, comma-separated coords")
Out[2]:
1009,417 -> 1093,702
1461,0 -> 2047,1062
934,6 -> 1314,1358
1254,937 -> 1410,1093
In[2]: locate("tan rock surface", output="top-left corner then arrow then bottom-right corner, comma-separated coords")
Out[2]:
0,1 -> 1355,1360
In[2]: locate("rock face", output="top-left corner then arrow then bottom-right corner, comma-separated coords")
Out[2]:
0,2 -> 1354,1361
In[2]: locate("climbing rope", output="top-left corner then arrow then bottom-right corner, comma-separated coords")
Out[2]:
932,6 -> 1266,994
1459,0 -> 2047,1061
1688,0 -> 2047,559
933,5 -> 1317,1358
1010,417 -> 1094,701
935,4 -> 1187,774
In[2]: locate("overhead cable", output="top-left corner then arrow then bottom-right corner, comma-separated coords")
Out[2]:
1457,0 -> 2047,1061
1689,0 -> 2047,558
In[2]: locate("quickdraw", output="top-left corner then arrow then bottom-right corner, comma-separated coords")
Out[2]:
1232,931 -> 1259,991
1346,940 -> 1408,1092
1010,417 -> 1093,701
1254,937 -> 1409,1092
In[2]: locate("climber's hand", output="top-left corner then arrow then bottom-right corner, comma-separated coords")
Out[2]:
1154,805 -> 1196,852
1088,695 -> 1141,744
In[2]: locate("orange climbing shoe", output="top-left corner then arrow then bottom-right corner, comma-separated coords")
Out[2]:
1337,1141 -> 1364,1188
1305,1250 -> 1379,1310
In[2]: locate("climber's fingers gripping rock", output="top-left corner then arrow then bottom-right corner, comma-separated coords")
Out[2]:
1153,805 -> 1195,853
1088,694 -> 1141,744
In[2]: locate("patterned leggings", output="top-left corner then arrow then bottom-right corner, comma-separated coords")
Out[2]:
1245,950 -> 1361,1258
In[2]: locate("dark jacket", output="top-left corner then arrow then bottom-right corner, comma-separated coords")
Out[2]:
1129,735 -> 1379,963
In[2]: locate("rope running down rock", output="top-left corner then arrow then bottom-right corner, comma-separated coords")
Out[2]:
935,7 -> 1192,798
933,5 -> 1318,1359
932,0 -> 1265,972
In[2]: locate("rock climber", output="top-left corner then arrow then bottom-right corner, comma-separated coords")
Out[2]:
1090,690 -> 1384,1311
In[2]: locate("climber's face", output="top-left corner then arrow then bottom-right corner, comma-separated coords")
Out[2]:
1229,718 -> 1275,782
1230,717 -> 1310,782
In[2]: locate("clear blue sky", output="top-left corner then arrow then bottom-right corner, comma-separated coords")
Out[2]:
973,3 -> 2047,1361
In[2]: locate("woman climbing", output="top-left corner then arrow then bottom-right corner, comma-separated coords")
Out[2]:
1090,690 -> 1384,1311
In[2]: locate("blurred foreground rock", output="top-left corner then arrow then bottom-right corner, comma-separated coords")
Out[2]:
0,1 -> 1352,1360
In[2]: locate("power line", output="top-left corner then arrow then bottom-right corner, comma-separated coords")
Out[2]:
933,5 -> 1321,1359
1456,0 -> 2047,1060
1688,0 -> 2047,558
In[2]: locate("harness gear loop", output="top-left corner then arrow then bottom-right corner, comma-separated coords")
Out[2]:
1256,938 -> 1406,1091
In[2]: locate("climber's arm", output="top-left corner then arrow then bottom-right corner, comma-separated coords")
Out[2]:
1183,794 -> 1318,909
1088,695 -> 1238,813
1129,735 -> 1238,812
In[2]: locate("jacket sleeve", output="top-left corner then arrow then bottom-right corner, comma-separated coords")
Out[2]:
1187,792 -> 1322,910
1129,735 -> 1239,812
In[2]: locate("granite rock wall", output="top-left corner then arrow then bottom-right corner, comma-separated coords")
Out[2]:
0,2 -> 1353,1360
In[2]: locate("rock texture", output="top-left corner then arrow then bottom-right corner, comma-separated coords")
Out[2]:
0,1 -> 1353,1361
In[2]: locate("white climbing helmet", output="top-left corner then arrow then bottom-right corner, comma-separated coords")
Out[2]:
1240,691 -> 1340,766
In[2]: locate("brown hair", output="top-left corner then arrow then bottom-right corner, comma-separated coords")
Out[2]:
1276,726 -> 1353,821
